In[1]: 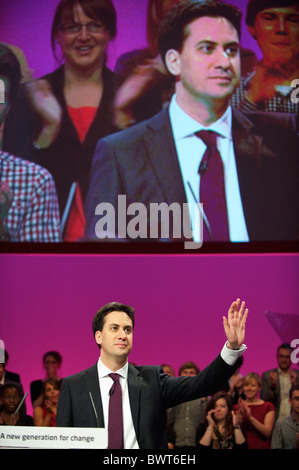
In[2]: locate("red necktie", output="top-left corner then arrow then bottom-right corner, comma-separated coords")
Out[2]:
196,130 -> 229,241
108,373 -> 124,449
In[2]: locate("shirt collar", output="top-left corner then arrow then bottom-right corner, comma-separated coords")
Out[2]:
169,93 -> 232,140
97,357 -> 128,380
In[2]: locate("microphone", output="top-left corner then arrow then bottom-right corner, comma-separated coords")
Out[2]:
12,392 -> 28,425
109,383 -> 116,397
198,159 -> 209,175
89,392 -> 100,428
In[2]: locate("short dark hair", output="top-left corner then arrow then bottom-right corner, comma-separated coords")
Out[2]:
289,384 -> 299,400
0,44 -> 22,103
277,343 -> 292,354
92,302 -> 135,336
246,0 -> 298,27
179,361 -> 200,375
42,351 -> 63,366
158,0 -> 242,64
51,0 -> 117,60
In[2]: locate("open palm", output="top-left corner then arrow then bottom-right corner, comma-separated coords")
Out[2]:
223,299 -> 248,349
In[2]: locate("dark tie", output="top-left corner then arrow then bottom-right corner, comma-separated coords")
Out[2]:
196,130 -> 229,241
108,373 -> 124,449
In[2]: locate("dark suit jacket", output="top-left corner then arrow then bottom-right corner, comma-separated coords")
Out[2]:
84,107 -> 299,242
56,354 -> 242,449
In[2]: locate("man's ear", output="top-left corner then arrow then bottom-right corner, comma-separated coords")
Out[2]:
165,49 -> 181,77
95,330 -> 102,347
248,25 -> 257,40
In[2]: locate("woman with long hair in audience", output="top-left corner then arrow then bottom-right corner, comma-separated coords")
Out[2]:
3,0 -> 117,239
33,378 -> 61,426
196,391 -> 247,449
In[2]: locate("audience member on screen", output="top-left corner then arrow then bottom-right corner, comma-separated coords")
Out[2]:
56,298 -> 248,449
33,378 -> 61,427
260,343 -> 299,421
84,0 -> 299,244
3,0 -> 118,240
271,384 -> 299,449
0,44 -> 60,242
0,383 -> 33,426
196,391 -> 247,449
167,361 -> 208,448
113,0 -> 180,129
235,372 -> 275,449
30,351 -> 63,409
231,0 -> 299,114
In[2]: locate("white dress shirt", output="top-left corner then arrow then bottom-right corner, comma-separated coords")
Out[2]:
97,358 -> 139,449
169,94 -> 249,242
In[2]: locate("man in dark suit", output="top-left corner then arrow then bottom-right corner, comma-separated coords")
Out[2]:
56,298 -> 248,449
84,0 -> 298,243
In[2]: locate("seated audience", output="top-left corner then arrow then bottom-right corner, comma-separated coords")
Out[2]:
235,372 -> 275,449
33,378 -> 61,426
0,383 -> 33,426
196,391 -> 247,449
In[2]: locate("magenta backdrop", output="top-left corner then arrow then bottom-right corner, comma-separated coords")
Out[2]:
1,253 -> 299,415
1,0 -> 262,79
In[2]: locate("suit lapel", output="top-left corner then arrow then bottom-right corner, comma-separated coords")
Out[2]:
128,364 -> 143,441
143,108 -> 187,205
85,364 -> 105,427
232,109 -> 263,239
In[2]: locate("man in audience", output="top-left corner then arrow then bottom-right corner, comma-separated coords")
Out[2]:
271,385 -> 299,448
84,0 -> 298,244
0,44 -> 60,242
261,343 -> 299,420
231,0 -> 299,114
167,361 -> 208,448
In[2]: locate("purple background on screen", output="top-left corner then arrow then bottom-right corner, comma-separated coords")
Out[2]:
0,0 -> 262,79
1,253 -> 298,415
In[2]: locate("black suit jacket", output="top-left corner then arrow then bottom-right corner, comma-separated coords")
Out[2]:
84,107 -> 298,242
56,354 -> 242,449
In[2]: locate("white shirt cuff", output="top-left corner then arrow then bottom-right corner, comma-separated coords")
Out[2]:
220,342 -> 247,365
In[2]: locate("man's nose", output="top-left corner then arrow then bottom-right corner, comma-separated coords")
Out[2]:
275,16 -> 288,34
214,49 -> 231,68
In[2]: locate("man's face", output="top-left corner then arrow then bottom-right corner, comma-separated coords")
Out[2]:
289,389 -> 299,415
180,367 -> 197,377
249,6 -> 299,65
277,347 -> 292,371
167,16 -> 240,105
95,311 -> 133,364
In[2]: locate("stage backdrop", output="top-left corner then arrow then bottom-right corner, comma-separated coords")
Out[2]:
1,253 -> 298,415
1,0 -> 262,79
